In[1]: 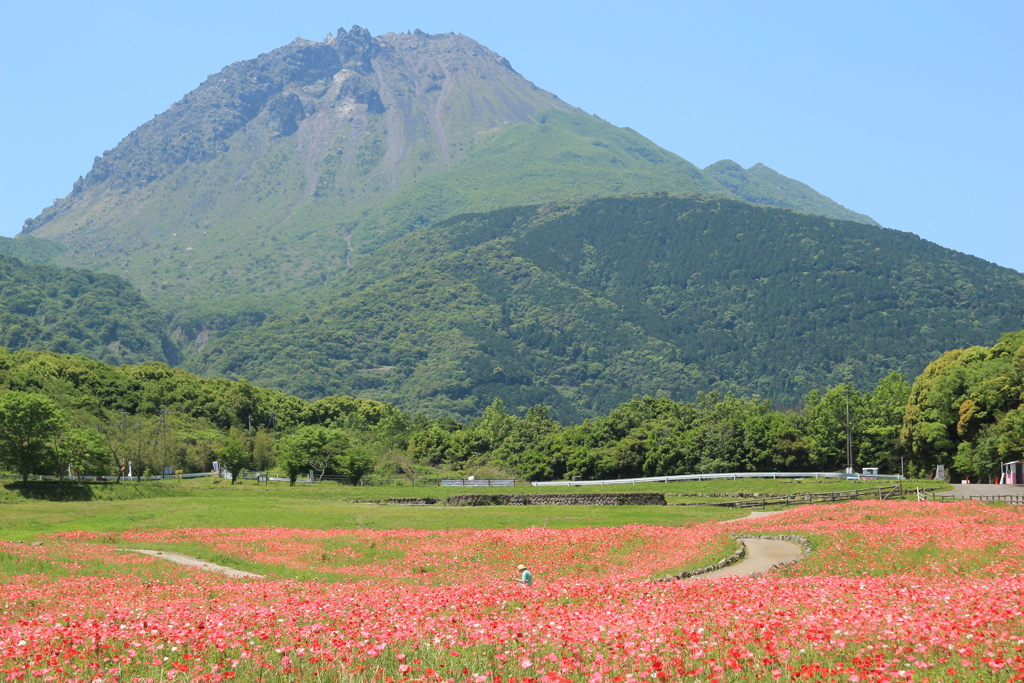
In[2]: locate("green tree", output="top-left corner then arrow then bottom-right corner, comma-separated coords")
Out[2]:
216,435 -> 250,484
53,427 -> 110,480
902,332 -> 1024,480
252,428 -> 275,471
0,390 -> 67,483
805,384 -> 865,471
276,425 -> 348,485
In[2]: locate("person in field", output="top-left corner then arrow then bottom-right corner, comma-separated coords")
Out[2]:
517,563 -> 533,587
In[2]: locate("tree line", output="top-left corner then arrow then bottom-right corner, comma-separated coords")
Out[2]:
1,331 -> 1021,485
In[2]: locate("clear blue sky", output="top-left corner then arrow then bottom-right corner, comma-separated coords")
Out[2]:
2,1 -> 1021,271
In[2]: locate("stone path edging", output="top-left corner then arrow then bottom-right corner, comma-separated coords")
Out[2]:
654,534 -> 811,582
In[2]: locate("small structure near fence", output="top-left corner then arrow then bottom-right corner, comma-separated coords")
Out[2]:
1001,461 -> 1024,485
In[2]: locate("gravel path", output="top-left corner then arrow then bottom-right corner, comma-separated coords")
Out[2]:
699,538 -> 804,578
122,549 -> 263,578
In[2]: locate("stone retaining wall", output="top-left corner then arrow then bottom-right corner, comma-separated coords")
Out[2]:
446,492 -> 667,506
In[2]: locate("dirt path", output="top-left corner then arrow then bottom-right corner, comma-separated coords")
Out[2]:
740,509 -> 789,519
698,538 -> 803,578
122,549 -> 263,578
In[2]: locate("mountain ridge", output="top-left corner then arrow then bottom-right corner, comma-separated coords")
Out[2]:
182,194 -> 1024,421
704,159 -> 878,225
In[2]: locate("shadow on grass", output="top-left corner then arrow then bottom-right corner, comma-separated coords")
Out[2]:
3,481 -> 100,502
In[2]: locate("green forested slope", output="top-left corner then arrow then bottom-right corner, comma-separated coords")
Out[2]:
0,255 -> 178,366
184,195 -> 1024,421
0,236 -> 66,265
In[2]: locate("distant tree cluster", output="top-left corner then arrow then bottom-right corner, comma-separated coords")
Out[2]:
5,334 -> 1019,485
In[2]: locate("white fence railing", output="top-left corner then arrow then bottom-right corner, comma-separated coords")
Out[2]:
531,471 -> 903,487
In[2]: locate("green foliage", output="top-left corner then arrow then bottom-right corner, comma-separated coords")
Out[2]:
902,331 -> 1024,480
276,425 -> 349,485
0,254 -> 177,366
187,195 -> 1024,422
0,391 -> 66,483
252,428 -> 275,470
52,428 -> 110,479
216,435 -> 250,484
0,334 -> 1013,485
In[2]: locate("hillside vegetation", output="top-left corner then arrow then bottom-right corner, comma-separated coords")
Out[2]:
2,330 -> 1019,486
0,255 -> 177,366
704,160 -> 878,225
0,236 -> 66,265
185,195 -> 1024,421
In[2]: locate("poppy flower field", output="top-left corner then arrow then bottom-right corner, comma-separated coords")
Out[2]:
1,501 -> 1022,682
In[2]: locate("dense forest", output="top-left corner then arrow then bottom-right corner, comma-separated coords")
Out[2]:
185,195 -> 1024,421
0,254 -> 178,366
3,333 -> 1020,485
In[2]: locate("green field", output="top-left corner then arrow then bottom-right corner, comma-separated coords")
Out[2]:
0,479 -> 747,543
0,476 -> 947,543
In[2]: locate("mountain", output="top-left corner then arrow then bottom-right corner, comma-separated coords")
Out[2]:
182,195 -> 1024,422
20,27 -> 732,317
14,24 -> 977,419
0,254 -> 178,365
17,28 -> 877,329
703,160 -> 878,225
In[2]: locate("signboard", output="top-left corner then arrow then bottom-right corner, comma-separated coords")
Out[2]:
935,464 -> 945,481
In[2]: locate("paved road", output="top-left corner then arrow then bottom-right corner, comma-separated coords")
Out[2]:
123,548 -> 263,578
938,483 -> 1024,498
698,538 -> 803,579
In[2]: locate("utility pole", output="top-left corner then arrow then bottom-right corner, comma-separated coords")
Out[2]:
845,387 -> 853,475
119,410 -> 129,479
158,409 -> 168,478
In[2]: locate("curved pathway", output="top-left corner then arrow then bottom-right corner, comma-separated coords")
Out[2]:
122,549 -> 263,578
698,538 -> 803,578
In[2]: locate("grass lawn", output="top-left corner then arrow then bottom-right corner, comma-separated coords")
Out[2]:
0,474 -> 948,503
0,483 -> 745,542
0,475 -> 949,541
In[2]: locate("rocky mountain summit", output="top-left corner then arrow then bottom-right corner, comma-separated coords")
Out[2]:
20,26 -> 871,314
25,26 -> 573,234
